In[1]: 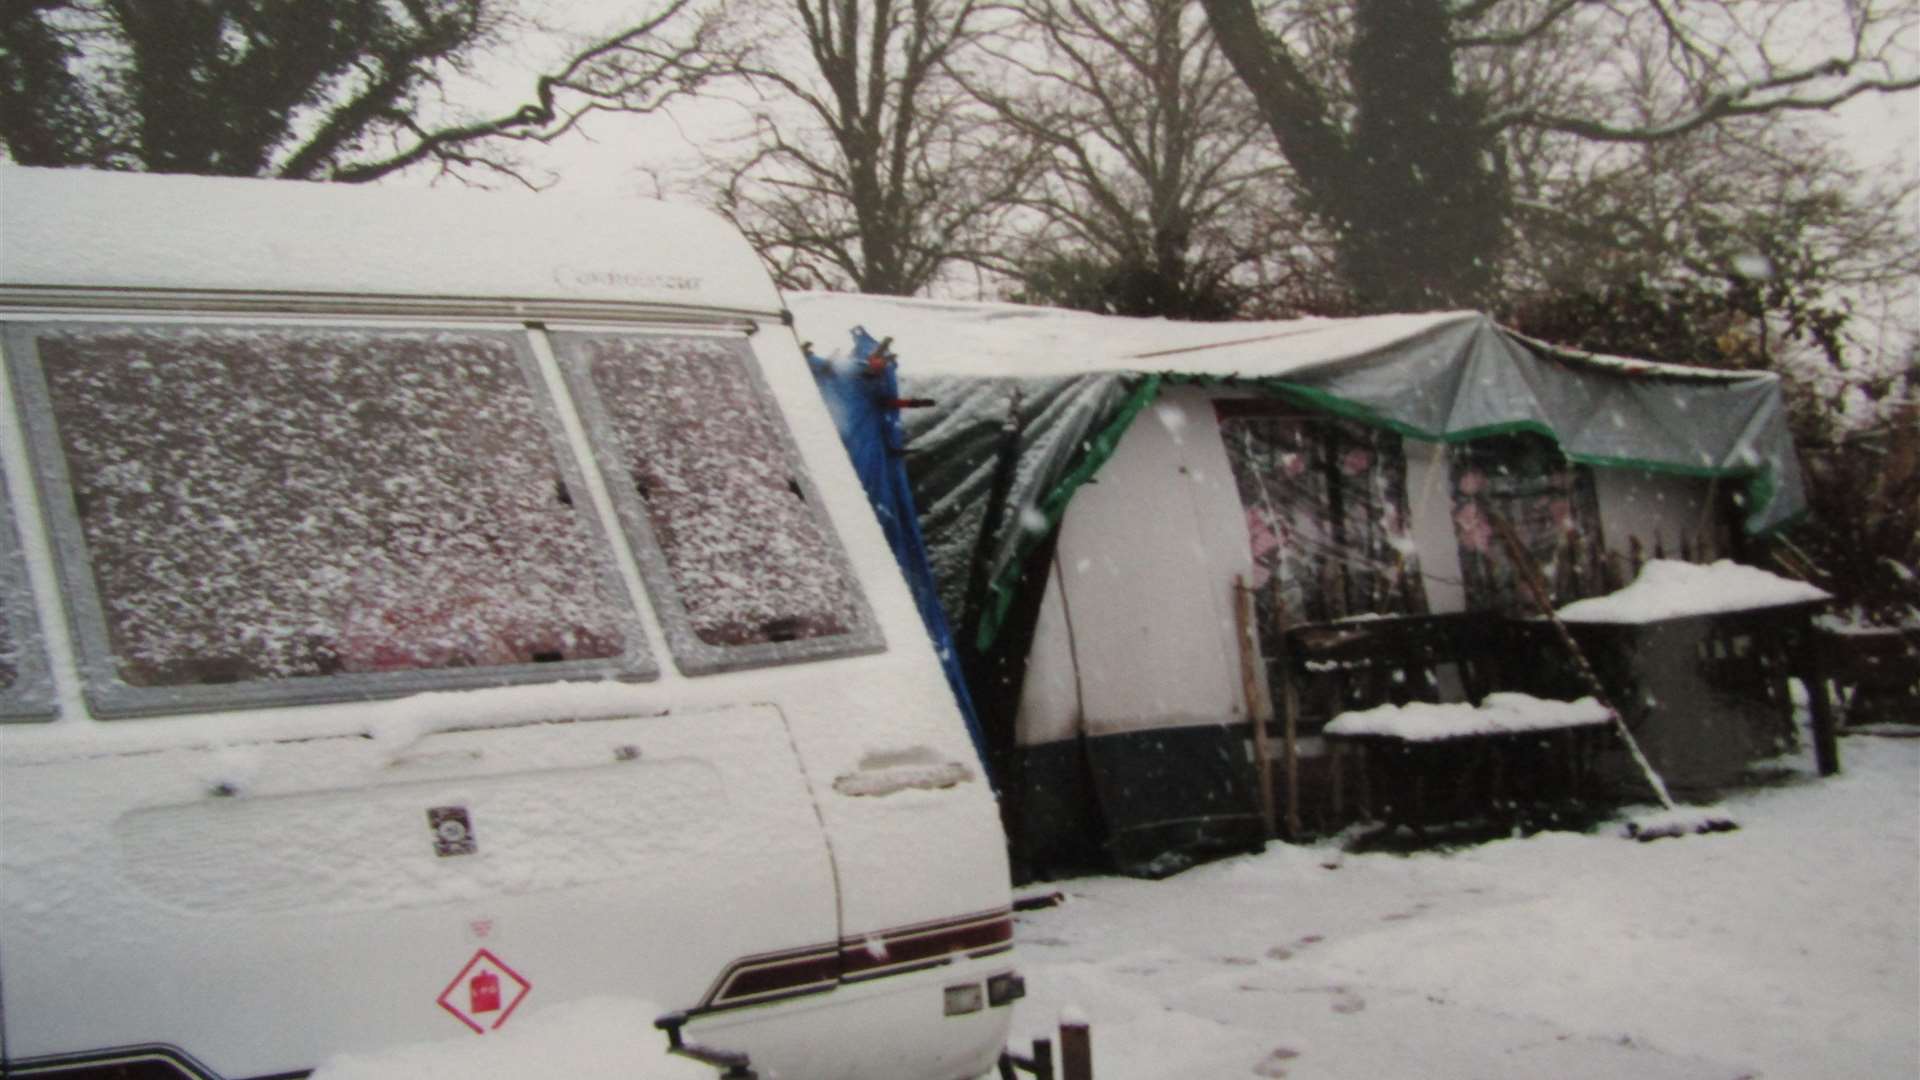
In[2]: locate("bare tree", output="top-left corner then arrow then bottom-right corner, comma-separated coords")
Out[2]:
0,0 -> 732,185
1449,2 -> 1920,382
959,0 -> 1288,317
1198,0 -> 1919,311
702,0 -> 1038,295
1467,0 -> 1920,142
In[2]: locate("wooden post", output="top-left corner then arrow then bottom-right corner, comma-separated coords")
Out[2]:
1059,1015 -> 1092,1080
1793,615 -> 1841,776
1234,576 -> 1277,839
1329,740 -> 1345,821
1273,589 -> 1303,840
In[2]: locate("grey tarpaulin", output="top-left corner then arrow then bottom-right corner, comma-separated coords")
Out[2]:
788,298 -> 1808,651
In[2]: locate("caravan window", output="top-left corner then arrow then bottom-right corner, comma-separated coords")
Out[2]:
554,332 -> 880,674
0,466 -> 55,720
1449,432 -> 1607,612
8,322 -> 651,716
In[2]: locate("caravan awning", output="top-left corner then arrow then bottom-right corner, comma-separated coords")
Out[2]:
788,295 -> 1808,650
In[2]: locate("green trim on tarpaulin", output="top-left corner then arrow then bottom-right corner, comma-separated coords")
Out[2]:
1236,378 -> 1790,541
972,374 -> 1161,650
965,371 -> 1795,651
895,312 -> 1808,653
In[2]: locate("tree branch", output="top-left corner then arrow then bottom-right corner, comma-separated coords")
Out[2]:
1450,0 -> 1596,49
305,0 -> 720,183
1501,66 -> 1920,141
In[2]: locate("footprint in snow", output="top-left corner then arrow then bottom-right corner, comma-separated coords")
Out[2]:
1252,1047 -> 1300,1077
1383,899 -> 1441,921
1294,985 -> 1366,1014
1266,933 -> 1325,961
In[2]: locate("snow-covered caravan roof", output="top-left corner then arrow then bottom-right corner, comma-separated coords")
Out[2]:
0,166 -> 782,316
789,292 -> 1810,649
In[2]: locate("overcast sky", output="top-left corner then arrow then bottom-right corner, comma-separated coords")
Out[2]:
420,1 -> 1917,205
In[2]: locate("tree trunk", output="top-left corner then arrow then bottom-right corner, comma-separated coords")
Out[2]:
1200,0 -> 1509,312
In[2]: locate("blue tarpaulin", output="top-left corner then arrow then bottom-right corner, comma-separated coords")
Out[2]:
808,327 -> 989,774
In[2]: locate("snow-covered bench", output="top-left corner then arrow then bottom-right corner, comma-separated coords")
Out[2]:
1271,612 -> 1587,834
1324,693 -> 1612,742
1322,692 -> 1616,835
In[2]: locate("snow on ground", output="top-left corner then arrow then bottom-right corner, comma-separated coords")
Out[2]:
293,714 -> 1916,1080
1004,727 -> 1919,1080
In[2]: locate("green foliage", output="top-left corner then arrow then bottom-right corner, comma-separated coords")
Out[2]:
0,0 -> 495,178
0,2 -> 105,166
1505,210 -> 1858,445
1789,404 -> 1920,629
1012,251 -> 1245,321
1504,232 -> 1917,623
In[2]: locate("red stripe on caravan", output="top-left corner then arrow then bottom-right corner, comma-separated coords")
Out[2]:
839,909 -> 1014,981
698,907 -> 1015,1010
701,943 -> 841,1008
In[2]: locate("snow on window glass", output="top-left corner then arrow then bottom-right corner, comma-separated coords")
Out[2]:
563,334 -> 864,650
0,456 -> 54,719
0,540 -> 17,691
0,619 -> 13,691
33,325 -> 635,690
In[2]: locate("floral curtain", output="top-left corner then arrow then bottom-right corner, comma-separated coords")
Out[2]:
1449,433 -> 1608,614
1217,402 -> 1426,626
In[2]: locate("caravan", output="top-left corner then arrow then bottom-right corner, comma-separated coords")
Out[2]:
0,168 -> 1015,1079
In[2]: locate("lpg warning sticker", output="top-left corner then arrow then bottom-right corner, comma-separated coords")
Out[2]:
437,948 -> 531,1033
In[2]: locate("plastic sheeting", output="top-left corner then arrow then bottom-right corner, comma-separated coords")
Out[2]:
788,298 -> 1808,654
897,373 -> 1156,649
808,329 -> 988,769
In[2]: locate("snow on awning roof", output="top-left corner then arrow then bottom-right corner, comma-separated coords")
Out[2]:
789,292 -> 1811,651
790,292 -> 1472,378
787,293 -> 1755,383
